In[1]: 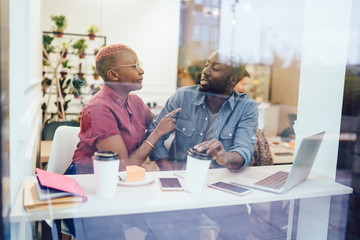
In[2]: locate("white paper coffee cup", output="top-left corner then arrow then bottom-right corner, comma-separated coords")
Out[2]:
184,147 -> 212,193
93,151 -> 120,199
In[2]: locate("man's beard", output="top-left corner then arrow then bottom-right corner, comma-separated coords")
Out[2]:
199,83 -> 229,96
199,86 -> 230,98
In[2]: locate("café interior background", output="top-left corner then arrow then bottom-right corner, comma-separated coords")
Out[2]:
1,0 -> 360,239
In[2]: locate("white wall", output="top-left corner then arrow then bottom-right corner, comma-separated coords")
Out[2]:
41,0 -> 180,106
9,0 -> 43,239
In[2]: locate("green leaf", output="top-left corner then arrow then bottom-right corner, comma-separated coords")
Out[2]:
50,15 -> 68,32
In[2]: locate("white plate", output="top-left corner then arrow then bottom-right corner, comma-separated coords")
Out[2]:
117,172 -> 154,187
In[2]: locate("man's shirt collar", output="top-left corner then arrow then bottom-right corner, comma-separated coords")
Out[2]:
193,88 -> 245,110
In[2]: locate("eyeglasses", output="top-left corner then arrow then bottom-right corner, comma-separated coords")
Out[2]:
111,60 -> 143,70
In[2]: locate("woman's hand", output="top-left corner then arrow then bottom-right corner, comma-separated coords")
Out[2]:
155,108 -> 182,136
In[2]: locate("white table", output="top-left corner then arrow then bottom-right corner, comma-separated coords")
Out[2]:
270,145 -> 295,164
10,166 -> 352,239
268,137 -> 295,164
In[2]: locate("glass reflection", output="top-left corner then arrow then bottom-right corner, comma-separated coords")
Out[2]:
178,0 -> 302,144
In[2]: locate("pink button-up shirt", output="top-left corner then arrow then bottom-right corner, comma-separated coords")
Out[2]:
73,85 -> 153,165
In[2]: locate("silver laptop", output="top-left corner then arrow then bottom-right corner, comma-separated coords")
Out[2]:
230,131 -> 325,194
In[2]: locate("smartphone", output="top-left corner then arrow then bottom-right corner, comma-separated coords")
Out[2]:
275,152 -> 293,156
208,181 -> 252,196
159,177 -> 183,191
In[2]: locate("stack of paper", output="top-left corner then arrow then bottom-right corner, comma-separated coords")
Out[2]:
23,168 -> 87,211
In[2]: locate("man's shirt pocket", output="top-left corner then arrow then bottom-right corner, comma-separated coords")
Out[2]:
219,127 -> 235,151
175,119 -> 196,137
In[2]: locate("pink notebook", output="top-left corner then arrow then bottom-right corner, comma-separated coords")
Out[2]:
36,168 -> 87,201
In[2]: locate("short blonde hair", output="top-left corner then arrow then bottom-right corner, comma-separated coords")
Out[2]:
95,43 -> 130,80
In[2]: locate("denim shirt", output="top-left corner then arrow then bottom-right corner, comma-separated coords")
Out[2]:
148,85 -> 258,170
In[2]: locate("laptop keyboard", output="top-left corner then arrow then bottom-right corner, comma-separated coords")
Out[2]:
254,171 -> 289,190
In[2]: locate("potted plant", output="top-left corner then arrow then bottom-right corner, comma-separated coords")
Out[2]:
41,74 -> 71,123
77,72 -> 84,79
60,60 -> 72,78
59,39 -> 73,58
87,25 -> 99,40
76,63 -> 85,79
72,75 -> 87,98
72,39 -> 87,58
41,72 -> 86,123
50,15 -> 68,38
92,65 -> 99,80
43,35 -> 55,60
41,77 -> 52,95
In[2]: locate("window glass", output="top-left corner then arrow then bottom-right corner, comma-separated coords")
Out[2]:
7,1 -> 358,239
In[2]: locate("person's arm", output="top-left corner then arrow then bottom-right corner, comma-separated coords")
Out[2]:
194,100 -> 258,170
194,139 -> 244,170
154,158 -> 174,171
145,110 -> 155,129
148,91 -> 182,162
228,100 -> 258,170
96,108 -> 181,170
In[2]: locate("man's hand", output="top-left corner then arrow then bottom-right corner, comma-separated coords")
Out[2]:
194,139 -> 244,170
194,139 -> 226,165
